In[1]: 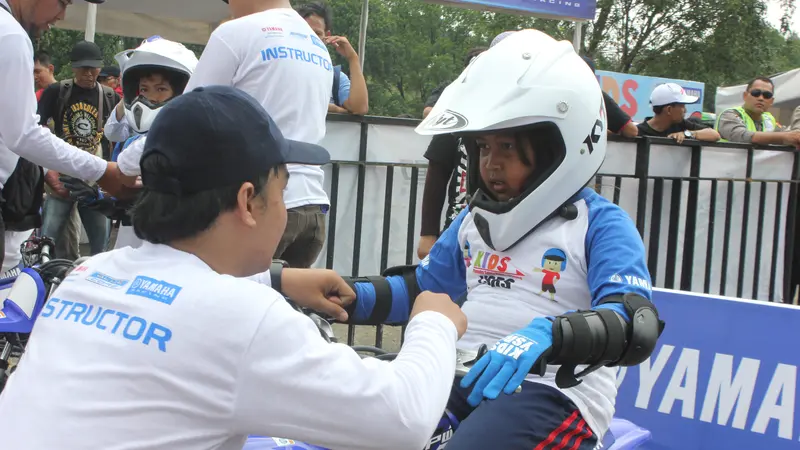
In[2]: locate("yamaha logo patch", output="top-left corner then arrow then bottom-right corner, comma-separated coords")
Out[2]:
423,109 -> 469,131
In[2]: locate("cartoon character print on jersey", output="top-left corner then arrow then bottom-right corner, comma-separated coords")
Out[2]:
62,102 -> 102,151
533,248 -> 567,301
470,248 -> 525,290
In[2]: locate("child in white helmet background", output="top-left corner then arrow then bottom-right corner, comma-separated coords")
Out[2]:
61,36 -> 198,250
337,29 -> 663,449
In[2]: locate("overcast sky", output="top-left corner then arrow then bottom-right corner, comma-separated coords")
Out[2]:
766,0 -> 797,31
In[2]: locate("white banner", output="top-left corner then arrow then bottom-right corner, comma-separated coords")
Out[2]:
310,121 -> 793,302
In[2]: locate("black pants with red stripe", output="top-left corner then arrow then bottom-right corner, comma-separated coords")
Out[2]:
445,378 -> 599,450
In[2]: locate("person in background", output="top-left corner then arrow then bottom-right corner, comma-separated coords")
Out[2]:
716,76 -> 800,146
98,65 -> 122,96
117,0 -> 334,270
416,47 -> 485,259
33,51 -> 56,100
637,83 -> 720,143
422,47 -> 486,119
37,40 -> 119,257
34,52 -> 83,261
580,56 -> 638,138
296,2 -> 368,115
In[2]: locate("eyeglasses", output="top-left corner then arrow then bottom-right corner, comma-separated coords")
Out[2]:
749,89 -> 774,100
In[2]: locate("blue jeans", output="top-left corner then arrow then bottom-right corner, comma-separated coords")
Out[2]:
41,196 -> 110,257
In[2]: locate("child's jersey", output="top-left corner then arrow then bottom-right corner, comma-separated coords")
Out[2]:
417,187 -> 652,437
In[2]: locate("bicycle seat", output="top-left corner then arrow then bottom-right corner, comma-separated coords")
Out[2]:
0,269 -> 47,334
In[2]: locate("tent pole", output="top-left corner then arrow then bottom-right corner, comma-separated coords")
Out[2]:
357,0 -> 369,67
572,21 -> 582,53
84,3 -> 98,42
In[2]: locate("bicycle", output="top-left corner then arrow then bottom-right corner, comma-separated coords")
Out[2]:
0,235 -> 77,392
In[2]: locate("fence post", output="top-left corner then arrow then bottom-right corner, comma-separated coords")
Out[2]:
680,144 -> 702,291
784,149 -> 800,303
634,138 -> 651,238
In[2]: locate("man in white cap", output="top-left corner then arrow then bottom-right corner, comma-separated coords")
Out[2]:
637,83 -> 720,143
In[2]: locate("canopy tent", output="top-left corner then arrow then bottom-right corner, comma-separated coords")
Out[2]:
715,68 -> 800,126
57,0 -> 230,45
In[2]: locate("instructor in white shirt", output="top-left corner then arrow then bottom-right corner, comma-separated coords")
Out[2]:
0,0 -> 127,271
189,0 -> 333,269
114,0 -> 334,268
0,85 -> 466,450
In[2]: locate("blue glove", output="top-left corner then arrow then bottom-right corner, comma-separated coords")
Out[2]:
460,317 -> 554,406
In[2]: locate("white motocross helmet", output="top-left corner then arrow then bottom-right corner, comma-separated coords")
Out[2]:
416,29 -> 607,252
115,36 -> 198,134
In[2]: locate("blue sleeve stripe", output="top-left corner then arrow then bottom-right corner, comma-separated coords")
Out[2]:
352,276 -> 412,324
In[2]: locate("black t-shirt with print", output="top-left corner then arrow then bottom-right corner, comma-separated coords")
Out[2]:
636,117 -> 710,137
37,82 -> 119,156
424,133 -> 469,229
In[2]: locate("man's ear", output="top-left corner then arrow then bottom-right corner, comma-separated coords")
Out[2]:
48,64 -> 55,73
237,183 -> 259,227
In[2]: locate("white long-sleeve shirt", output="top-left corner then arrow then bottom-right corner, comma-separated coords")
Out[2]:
185,9 -> 331,209
0,1 -> 106,187
103,105 -> 132,143
0,242 -> 458,450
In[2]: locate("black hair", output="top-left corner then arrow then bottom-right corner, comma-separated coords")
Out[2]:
138,68 -> 183,94
544,254 -> 565,262
132,153 -> 280,244
295,2 -> 333,31
746,76 -> 774,91
653,102 -> 681,115
464,47 -> 487,68
34,51 -> 52,67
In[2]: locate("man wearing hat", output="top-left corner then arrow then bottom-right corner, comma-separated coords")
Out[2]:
98,65 -> 123,96
0,85 -> 466,450
37,40 -> 121,258
637,82 -> 720,143
0,0 -> 128,273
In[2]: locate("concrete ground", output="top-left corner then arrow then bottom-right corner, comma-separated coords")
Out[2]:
332,323 -> 403,353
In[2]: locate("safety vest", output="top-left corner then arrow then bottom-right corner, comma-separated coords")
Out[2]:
715,106 -> 779,142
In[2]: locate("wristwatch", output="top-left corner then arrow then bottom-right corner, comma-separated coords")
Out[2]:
684,130 -> 694,138
269,259 -> 289,293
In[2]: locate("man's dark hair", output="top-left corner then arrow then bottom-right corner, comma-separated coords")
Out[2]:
464,47 -> 487,68
295,2 -> 333,32
652,103 -> 680,115
132,153 -> 279,244
746,76 -> 774,91
34,51 -> 52,67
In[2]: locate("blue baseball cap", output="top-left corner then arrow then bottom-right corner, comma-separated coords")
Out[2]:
141,85 -> 330,195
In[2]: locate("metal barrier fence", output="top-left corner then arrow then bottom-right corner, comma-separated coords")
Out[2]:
316,115 -> 800,347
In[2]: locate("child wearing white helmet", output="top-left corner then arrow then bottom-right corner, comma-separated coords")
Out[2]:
62,36 -> 198,250
334,30 -> 664,448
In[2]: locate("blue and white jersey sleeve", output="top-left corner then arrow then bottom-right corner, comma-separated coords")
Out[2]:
349,210 -> 468,324
584,194 -> 652,307
416,208 -> 469,300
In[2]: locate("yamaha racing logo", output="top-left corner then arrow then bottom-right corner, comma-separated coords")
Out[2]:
423,109 -> 469,131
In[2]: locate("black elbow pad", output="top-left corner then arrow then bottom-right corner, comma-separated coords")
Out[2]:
341,264 -> 420,325
549,293 -> 665,388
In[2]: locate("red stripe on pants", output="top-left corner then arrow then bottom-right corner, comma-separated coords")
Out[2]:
533,410 -> 579,450
567,420 -> 594,450
553,419 -> 587,450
